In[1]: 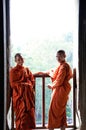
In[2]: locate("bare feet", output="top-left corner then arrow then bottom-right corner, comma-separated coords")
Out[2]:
61,126 -> 65,130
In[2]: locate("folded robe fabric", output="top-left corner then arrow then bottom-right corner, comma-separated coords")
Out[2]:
48,61 -> 73,128
9,65 -> 36,130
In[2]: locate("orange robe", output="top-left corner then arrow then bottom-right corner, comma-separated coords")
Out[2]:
9,65 -> 36,130
48,61 -> 72,128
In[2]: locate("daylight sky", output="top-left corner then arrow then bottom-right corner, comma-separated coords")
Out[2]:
10,0 -> 78,45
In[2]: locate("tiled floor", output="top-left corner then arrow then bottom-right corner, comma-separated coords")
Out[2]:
34,128 -> 79,130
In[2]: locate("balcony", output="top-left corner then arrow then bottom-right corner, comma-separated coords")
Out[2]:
7,69 -> 78,130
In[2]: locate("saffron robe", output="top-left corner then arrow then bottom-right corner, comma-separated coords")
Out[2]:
48,61 -> 72,128
9,65 -> 36,130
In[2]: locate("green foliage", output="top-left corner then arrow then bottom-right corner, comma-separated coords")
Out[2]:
10,32 -> 73,125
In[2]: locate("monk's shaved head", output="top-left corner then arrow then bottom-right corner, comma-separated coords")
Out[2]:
15,53 -> 23,60
57,50 -> 66,57
15,53 -> 24,65
56,50 -> 66,63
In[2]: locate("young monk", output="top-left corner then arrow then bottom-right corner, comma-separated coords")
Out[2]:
9,53 -> 36,130
34,50 -> 72,130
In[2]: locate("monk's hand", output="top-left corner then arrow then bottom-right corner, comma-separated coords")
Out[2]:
21,82 -> 29,86
48,84 -> 52,89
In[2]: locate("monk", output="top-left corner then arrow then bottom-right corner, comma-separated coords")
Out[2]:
34,50 -> 72,130
9,53 -> 36,130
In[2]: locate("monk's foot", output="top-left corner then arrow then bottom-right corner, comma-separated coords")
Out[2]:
45,125 -> 48,128
61,126 -> 65,130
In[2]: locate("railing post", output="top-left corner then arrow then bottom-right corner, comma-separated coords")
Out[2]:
73,68 -> 77,129
42,76 -> 45,128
